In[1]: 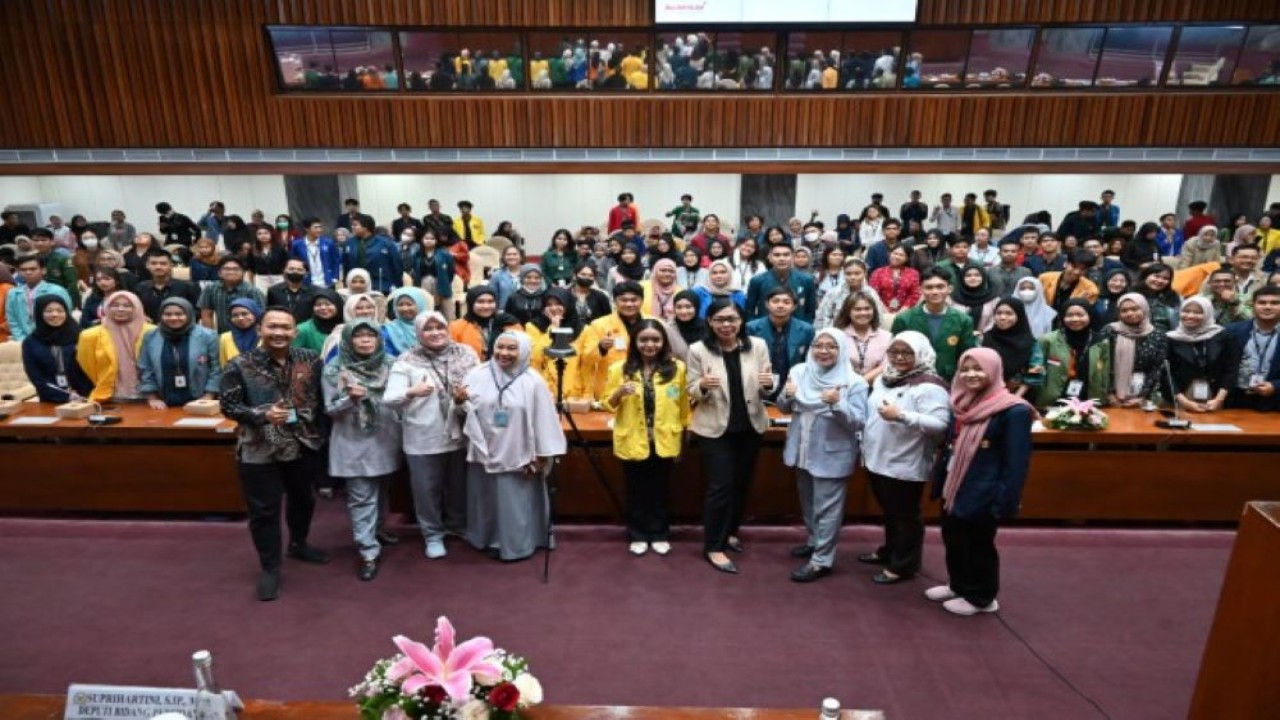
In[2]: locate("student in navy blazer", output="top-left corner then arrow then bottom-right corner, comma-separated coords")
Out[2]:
777,328 -> 869,583
1223,286 -> 1280,411
341,220 -> 403,295
746,286 -> 815,401
928,347 -> 1034,617
290,218 -> 343,288
744,243 -> 818,322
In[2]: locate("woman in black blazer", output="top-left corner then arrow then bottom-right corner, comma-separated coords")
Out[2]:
1165,296 -> 1237,413
928,347 -> 1034,617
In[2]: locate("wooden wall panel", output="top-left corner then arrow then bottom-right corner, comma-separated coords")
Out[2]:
2,0 -> 1280,152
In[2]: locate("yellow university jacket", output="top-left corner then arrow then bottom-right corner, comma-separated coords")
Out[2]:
578,312 -> 648,400
526,322 -> 585,399
602,359 -> 689,460
76,323 -> 154,402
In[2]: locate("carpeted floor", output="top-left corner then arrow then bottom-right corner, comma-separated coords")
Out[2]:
0,501 -> 1232,719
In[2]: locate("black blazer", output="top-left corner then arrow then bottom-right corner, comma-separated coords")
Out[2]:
932,404 -> 1034,521
1166,333 -> 1238,399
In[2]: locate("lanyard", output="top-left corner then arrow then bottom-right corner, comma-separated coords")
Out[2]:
1251,329 -> 1276,370
850,333 -> 871,373
488,363 -> 521,407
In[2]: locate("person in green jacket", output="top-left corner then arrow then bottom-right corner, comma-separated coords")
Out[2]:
293,288 -> 342,353
540,229 -> 575,287
32,228 -> 81,308
1037,298 -> 1112,408
889,267 -> 975,380
664,194 -> 701,239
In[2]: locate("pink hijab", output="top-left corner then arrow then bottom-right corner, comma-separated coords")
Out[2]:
102,291 -> 147,398
943,348 -> 1036,510
648,259 -> 679,319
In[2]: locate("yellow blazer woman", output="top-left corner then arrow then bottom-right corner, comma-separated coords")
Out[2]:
75,322 -> 153,402
602,359 -> 689,460
218,331 -> 242,367
525,321 -> 585,399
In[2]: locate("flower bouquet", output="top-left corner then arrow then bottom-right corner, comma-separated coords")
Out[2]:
351,616 -> 542,720
1043,397 -> 1109,431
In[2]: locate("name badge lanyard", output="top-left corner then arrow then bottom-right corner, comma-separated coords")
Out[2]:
171,340 -> 188,389
427,356 -> 452,416
488,363 -> 522,427
1252,329 -> 1277,378
851,335 -> 870,374
51,345 -> 69,388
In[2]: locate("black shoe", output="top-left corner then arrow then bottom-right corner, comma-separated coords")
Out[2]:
287,543 -> 331,565
705,553 -> 738,574
256,570 -> 281,601
357,560 -> 379,582
790,544 -> 815,558
857,552 -> 888,565
791,563 -> 832,583
872,570 -> 911,585
376,530 -> 400,546
726,537 -> 745,554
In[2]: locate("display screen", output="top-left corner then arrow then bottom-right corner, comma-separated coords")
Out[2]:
655,0 -> 918,24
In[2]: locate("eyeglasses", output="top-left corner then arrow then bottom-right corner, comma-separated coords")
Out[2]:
886,349 -> 916,359
710,317 -> 741,325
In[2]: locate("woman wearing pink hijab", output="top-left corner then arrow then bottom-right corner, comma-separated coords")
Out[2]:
927,347 -> 1035,617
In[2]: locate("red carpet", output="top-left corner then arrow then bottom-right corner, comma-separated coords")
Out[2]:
0,502 -> 1231,719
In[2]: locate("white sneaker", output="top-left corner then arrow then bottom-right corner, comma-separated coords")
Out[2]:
425,540 -> 447,559
925,585 -> 958,602
628,541 -> 649,556
943,597 -> 1000,616
650,541 -> 671,556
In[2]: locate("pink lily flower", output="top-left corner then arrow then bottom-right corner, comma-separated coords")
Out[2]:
389,617 -> 504,703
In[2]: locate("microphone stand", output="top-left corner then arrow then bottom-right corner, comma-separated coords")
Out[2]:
1156,360 -> 1192,429
542,343 -> 624,583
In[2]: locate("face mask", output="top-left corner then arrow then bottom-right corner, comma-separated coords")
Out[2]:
276,221 -> 289,230
575,277 -> 593,288
804,232 -> 819,242
82,238 -> 99,249
285,272 -> 307,283
1016,289 -> 1037,304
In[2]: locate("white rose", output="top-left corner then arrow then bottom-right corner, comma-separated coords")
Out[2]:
512,673 -> 543,706
457,699 -> 490,720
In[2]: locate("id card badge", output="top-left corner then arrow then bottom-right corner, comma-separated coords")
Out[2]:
285,409 -> 298,424
493,407 -> 510,428
55,374 -> 68,388
1065,379 -> 1084,398
1250,374 -> 1265,388
173,374 -> 188,389
1129,372 -> 1145,397
1189,379 -> 1210,402
612,335 -> 626,351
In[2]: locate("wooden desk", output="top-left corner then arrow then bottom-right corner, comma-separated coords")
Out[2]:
0,694 -> 873,719
0,403 -> 241,513
2,402 -> 1278,523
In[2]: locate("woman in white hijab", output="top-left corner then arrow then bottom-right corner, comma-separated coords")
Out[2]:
1165,296 -> 1233,413
458,330 -> 567,561
692,258 -> 745,317
777,328 -> 870,583
858,330 -> 951,585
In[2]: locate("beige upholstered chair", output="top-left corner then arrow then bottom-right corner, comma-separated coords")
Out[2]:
468,245 -> 501,287
0,340 -> 37,402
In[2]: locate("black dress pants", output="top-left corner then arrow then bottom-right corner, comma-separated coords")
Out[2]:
238,449 -> 320,571
622,452 -> 673,542
868,471 -> 926,576
698,430 -> 763,553
941,513 -> 1000,607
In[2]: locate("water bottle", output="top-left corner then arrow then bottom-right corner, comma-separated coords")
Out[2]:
193,650 -> 220,693
820,697 -> 841,718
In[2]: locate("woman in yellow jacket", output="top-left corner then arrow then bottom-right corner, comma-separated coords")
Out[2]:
217,298 -> 263,366
75,290 -> 153,403
602,318 -> 690,557
525,287 -> 585,399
